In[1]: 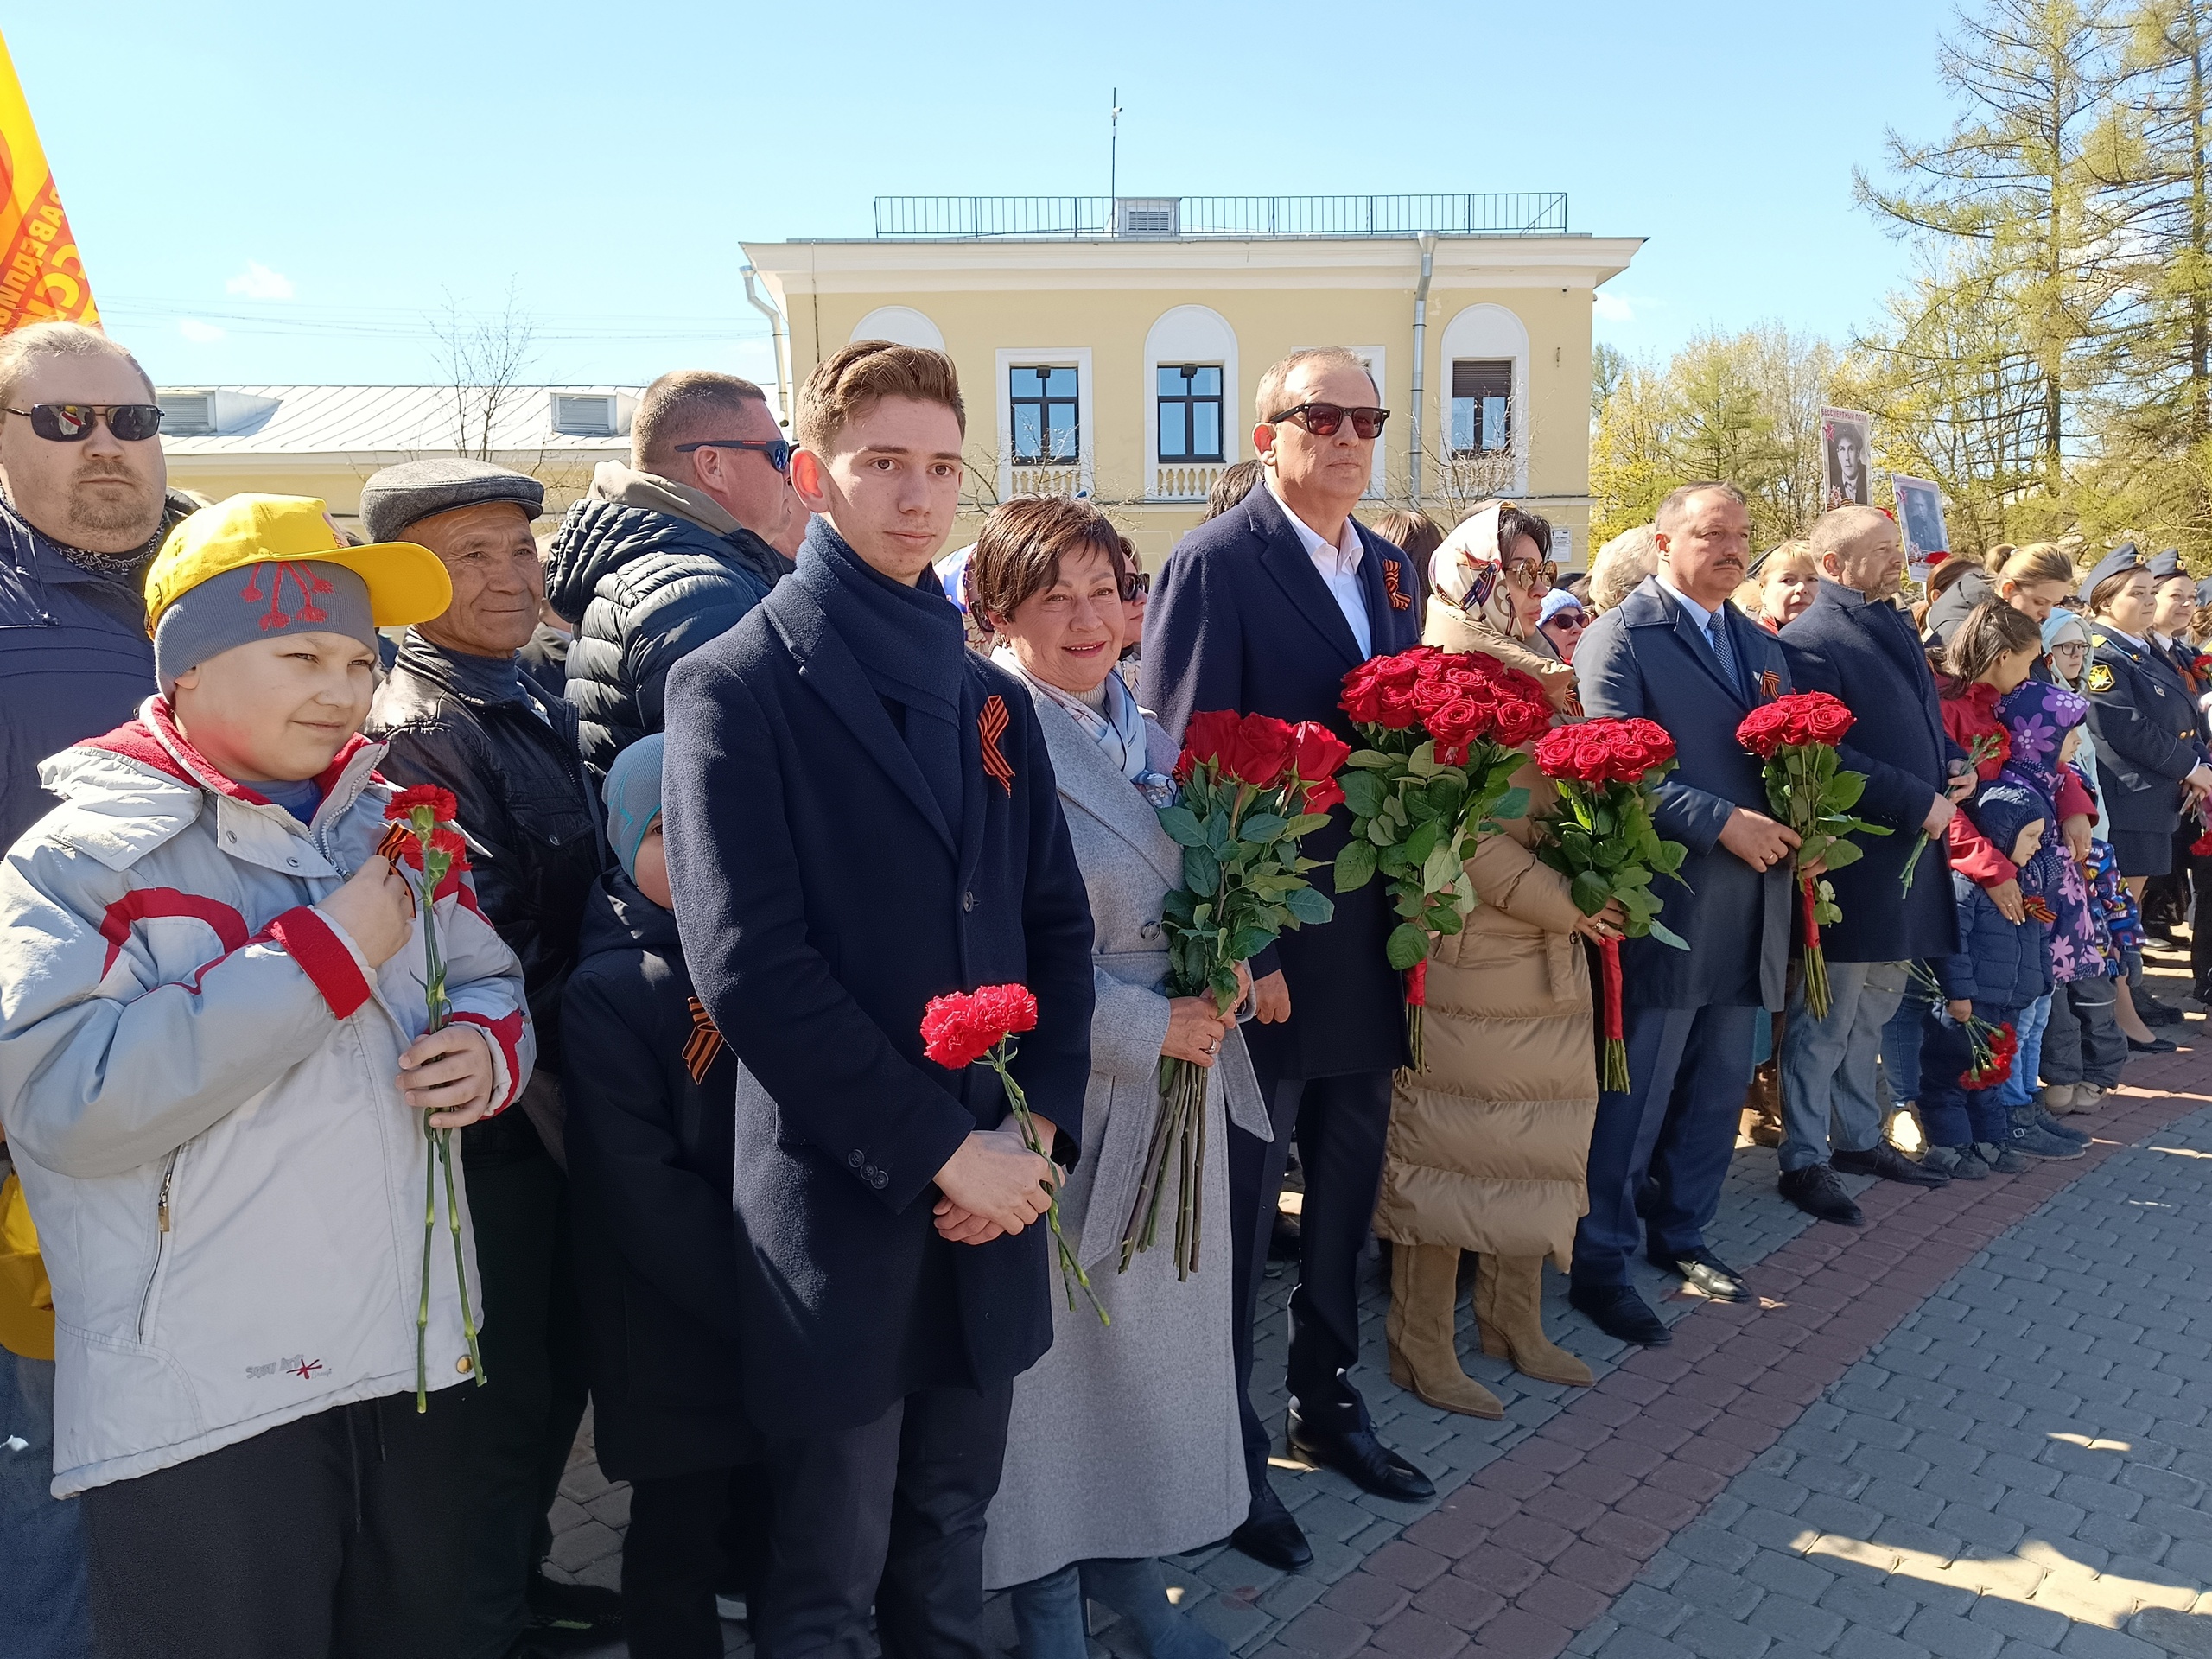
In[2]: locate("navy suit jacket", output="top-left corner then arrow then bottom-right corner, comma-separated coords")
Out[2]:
1146,483 -> 1424,1079
2085,626 -> 2208,838
1575,575 -> 1794,1010
661,570 -> 1096,1435
1778,580 -> 1961,963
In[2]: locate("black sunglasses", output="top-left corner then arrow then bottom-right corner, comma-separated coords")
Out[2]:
7,403 -> 164,442
1120,570 -> 1151,602
1269,402 -> 1391,439
674,435 -> 793,473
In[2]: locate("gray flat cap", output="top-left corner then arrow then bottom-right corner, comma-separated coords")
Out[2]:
359,458 -> 545,545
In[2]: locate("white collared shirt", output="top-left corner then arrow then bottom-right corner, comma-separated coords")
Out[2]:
1655,574 -> 1721,637
1268,480 -> 1371,658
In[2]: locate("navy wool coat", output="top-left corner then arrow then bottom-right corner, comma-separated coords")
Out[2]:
1778,580 -> 1961,963
660,573 -> 1096,1438
1575,575 -> 1796,1010
1146,483 -> 1425,1080
2083,627 -> 2208,838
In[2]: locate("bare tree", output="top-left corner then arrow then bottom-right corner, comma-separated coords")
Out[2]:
431,284 -> 538,461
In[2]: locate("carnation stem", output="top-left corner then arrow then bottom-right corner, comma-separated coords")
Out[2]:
992,1050 -> 1107,1325
437,1127 -> 486,1387
416,1134 -> 433,1414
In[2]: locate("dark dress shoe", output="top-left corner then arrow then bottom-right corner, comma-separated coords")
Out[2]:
2129,1034 -> 2179,1053
1568,1282 -> 1671,1345
1229,1478 -> 1313,1570
1286,1411 -> 1436,1503
2137,995 -> 2183,1026
1651,1247 -> 1751,1301
1833,1141 -> 1948,1187
1778,1162 -> 1865,1225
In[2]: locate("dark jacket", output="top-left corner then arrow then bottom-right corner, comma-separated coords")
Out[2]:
1779,580 -> 1961,963
1144,485 -> 1425,1080
661,566 -> 1095,1437
1575,575 -> 1796,1010
367,632 -> 606,1074
543,496 -> 782,772
518,622 -> 570,699
1923,566 -> 1995,646
0,501 -> 157,853
1935,877 -> 2052,1010
563,869 -> 758,1482
2083,626 -> 2207,838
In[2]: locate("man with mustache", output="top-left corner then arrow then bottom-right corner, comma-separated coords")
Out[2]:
1569,482 -> 1800,1344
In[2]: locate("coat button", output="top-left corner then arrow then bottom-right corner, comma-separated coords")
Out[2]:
285,856 -> 300,868
548,833 -> 561,845
225,831 -> 238,844
848,1150 -> 864,1169
873,1173 -> 888,1191
963,892 -> 976,912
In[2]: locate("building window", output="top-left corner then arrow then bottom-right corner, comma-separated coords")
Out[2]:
1449,359 -> 1512,454
1010,365 -> 1079,463
157,391 -> 214,435
551,393 -> 616,437
1156,365 -> 1224,463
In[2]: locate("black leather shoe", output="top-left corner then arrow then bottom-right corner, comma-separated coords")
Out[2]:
2137,995 -> 2184,1026
1652,1247 -> 1751,1302
1569,1282 -> 1671,1345
1229,1476 -> 1313,1570
1778,1162 -> 1865,1226
1287,1410 -> 1436,1503
1833,1141 -> 1948,1187
527,1571 -> 622,1642
2130,1034 -> 2179,1053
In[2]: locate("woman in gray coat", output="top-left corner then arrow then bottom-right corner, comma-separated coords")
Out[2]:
971,498 -> 1269,1659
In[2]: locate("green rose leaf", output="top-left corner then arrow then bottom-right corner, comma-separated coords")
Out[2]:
1571,869 -> 1612,917
1184,846 -> 1223,893
1286,886 -> 1336,925
1385,922 -> 1430,970
1240,813 -> 1289,844
1157,804 -> 1207,848
1333,839 -> 1379,893
1649,918 -> 1691,950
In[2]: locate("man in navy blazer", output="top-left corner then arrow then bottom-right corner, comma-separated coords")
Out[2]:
1573,483 -> 1800,1345
661,344 -> 1095,1659
1147,346 -> 1427,1572
1774,506 -> 1967,1225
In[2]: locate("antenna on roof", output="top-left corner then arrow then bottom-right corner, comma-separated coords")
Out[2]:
1109,88 -> 1122,217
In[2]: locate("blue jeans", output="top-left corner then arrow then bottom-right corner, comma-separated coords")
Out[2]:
1008,1558 -> 1230,1659
0,1344 -> 91,1658
1920,1004 -> 2018,1147
1880,969 -> 1933,1104
1994,993 -> 2052,1109
1779,960 -> 1906,1173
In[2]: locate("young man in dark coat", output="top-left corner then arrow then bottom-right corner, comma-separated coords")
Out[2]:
661,342 -> 1094,1659
564,734 -> 766,1659
1145,346 -> 1429,1573
1772,505 -> 1967,1224
1572,482 -> 1798,1344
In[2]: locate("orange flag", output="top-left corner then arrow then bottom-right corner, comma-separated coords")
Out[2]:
0,29 -> 96,332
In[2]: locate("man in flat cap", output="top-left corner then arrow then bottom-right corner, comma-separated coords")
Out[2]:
362,459 -> 622,1658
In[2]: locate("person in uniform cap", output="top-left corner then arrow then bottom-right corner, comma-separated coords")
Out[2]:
361,460 -> 623,1656
2141,550 -> 2212,988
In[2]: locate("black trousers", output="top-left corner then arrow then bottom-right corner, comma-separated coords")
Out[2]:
623,1464 -> 773,1659
754,1382 -> 1012,1659
457,1116 -> 592,1659
82,1387 -> 471,1659
1227,1062 -> 1394,1491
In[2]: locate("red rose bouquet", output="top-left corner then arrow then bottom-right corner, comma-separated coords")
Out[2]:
1736,692 -> 1891,1020
1532,718 -> 1691,1092
1336,647 -> 1554,1067
921,983 -> 1103,1323
1133,712 -> 1347,1275
382,785 -> 488,1411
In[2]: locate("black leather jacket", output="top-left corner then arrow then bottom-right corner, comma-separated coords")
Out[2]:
368,632 -> 607,1072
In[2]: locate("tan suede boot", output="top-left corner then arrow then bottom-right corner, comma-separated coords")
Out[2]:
1387,1243 -> 1504,1418
1474,1255 -> 1594,1388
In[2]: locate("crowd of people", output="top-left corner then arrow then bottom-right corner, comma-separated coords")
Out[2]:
0,319 -> 2202,1659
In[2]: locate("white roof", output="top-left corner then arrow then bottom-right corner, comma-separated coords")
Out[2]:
152,385 -> 646,459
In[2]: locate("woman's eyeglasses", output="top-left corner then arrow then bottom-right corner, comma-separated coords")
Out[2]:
7,403 -> 164,442
1119,571 -> 1151,603
1504,560 -> 1559,593
1268,402 -> 1391,440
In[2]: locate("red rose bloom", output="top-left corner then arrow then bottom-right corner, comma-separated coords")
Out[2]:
1288,721 -> 1351,812
1802,696 -> 1856,746
921,982 -> 1040,1071
1224,713 -> 1296,788
385,785 -> 459,823
1175,709 -> 1244,781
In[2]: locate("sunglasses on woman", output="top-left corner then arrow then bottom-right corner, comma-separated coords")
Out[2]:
1506,560 -> 1560,593
1268,402 -> 1391,439
1119,571 -> 1151,603
6,403 -> 165,442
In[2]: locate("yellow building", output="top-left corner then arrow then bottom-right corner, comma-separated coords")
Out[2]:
150,385 -> 643,531
744,194 -> 1640,569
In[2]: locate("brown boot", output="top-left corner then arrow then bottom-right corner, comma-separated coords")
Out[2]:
1474,1255 -> 1594,1388
1387,1243 -> 1503,1418
1743,1057 -> 1783,1147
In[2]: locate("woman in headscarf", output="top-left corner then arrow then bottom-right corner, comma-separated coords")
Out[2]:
1374,501 -> 1618,1414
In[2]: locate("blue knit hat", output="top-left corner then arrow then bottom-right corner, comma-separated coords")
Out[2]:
601,734 -> 665,881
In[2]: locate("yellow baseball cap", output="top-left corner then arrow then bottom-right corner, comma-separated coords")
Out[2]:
144,493 -> 452,632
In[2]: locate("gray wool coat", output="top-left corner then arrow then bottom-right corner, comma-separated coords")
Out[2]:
983,682 -> 1269,1589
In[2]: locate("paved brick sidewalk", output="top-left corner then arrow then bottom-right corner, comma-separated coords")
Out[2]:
548,973 -> 2212,1659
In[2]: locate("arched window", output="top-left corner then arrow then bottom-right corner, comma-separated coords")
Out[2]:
1436,304 -> 1530,496
849,306 -> 945,352
1142,305 -> 1238,501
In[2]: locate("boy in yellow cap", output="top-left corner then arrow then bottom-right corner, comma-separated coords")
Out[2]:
0,494 -> 535,1658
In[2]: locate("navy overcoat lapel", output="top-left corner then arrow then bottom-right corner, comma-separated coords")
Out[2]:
764,577 -> 958,855
1245,486 -> 1367,671
1663,587 -> 1748,707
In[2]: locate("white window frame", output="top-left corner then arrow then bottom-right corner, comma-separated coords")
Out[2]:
995,346 -> 1093,499
849,305 -> 945,352
1437,304 -> 1530,497
1142,305 -> 1240,502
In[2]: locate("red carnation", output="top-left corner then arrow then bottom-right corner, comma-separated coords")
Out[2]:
921,982 -> 1039,1071
385,784 -> 459,823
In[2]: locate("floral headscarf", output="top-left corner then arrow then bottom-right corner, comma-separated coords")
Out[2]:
1430,501 -> 1525,639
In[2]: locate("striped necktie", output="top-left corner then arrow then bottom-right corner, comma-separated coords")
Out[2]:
1707,612 -> 1743,701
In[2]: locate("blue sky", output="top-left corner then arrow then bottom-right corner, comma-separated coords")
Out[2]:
15,0 -> 1953,389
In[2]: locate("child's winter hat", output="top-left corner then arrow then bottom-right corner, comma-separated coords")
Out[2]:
602,733 -> 665,882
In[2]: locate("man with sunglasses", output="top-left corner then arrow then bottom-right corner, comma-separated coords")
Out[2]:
1148,347 -> 1429,1574
543,370 -> 792,770
0,321 -> 180,1659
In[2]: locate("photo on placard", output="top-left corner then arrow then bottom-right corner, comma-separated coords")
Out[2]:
1891,474 -> 1948,578
1821,407 -> 1873,508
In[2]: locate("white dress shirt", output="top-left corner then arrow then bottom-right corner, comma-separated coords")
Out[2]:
1268,480 -> 1371,658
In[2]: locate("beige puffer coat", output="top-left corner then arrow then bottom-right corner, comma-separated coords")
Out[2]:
1373,601 -> 1598,1267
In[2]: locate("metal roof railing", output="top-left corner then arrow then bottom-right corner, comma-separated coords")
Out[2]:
869,193 -> 1570,239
